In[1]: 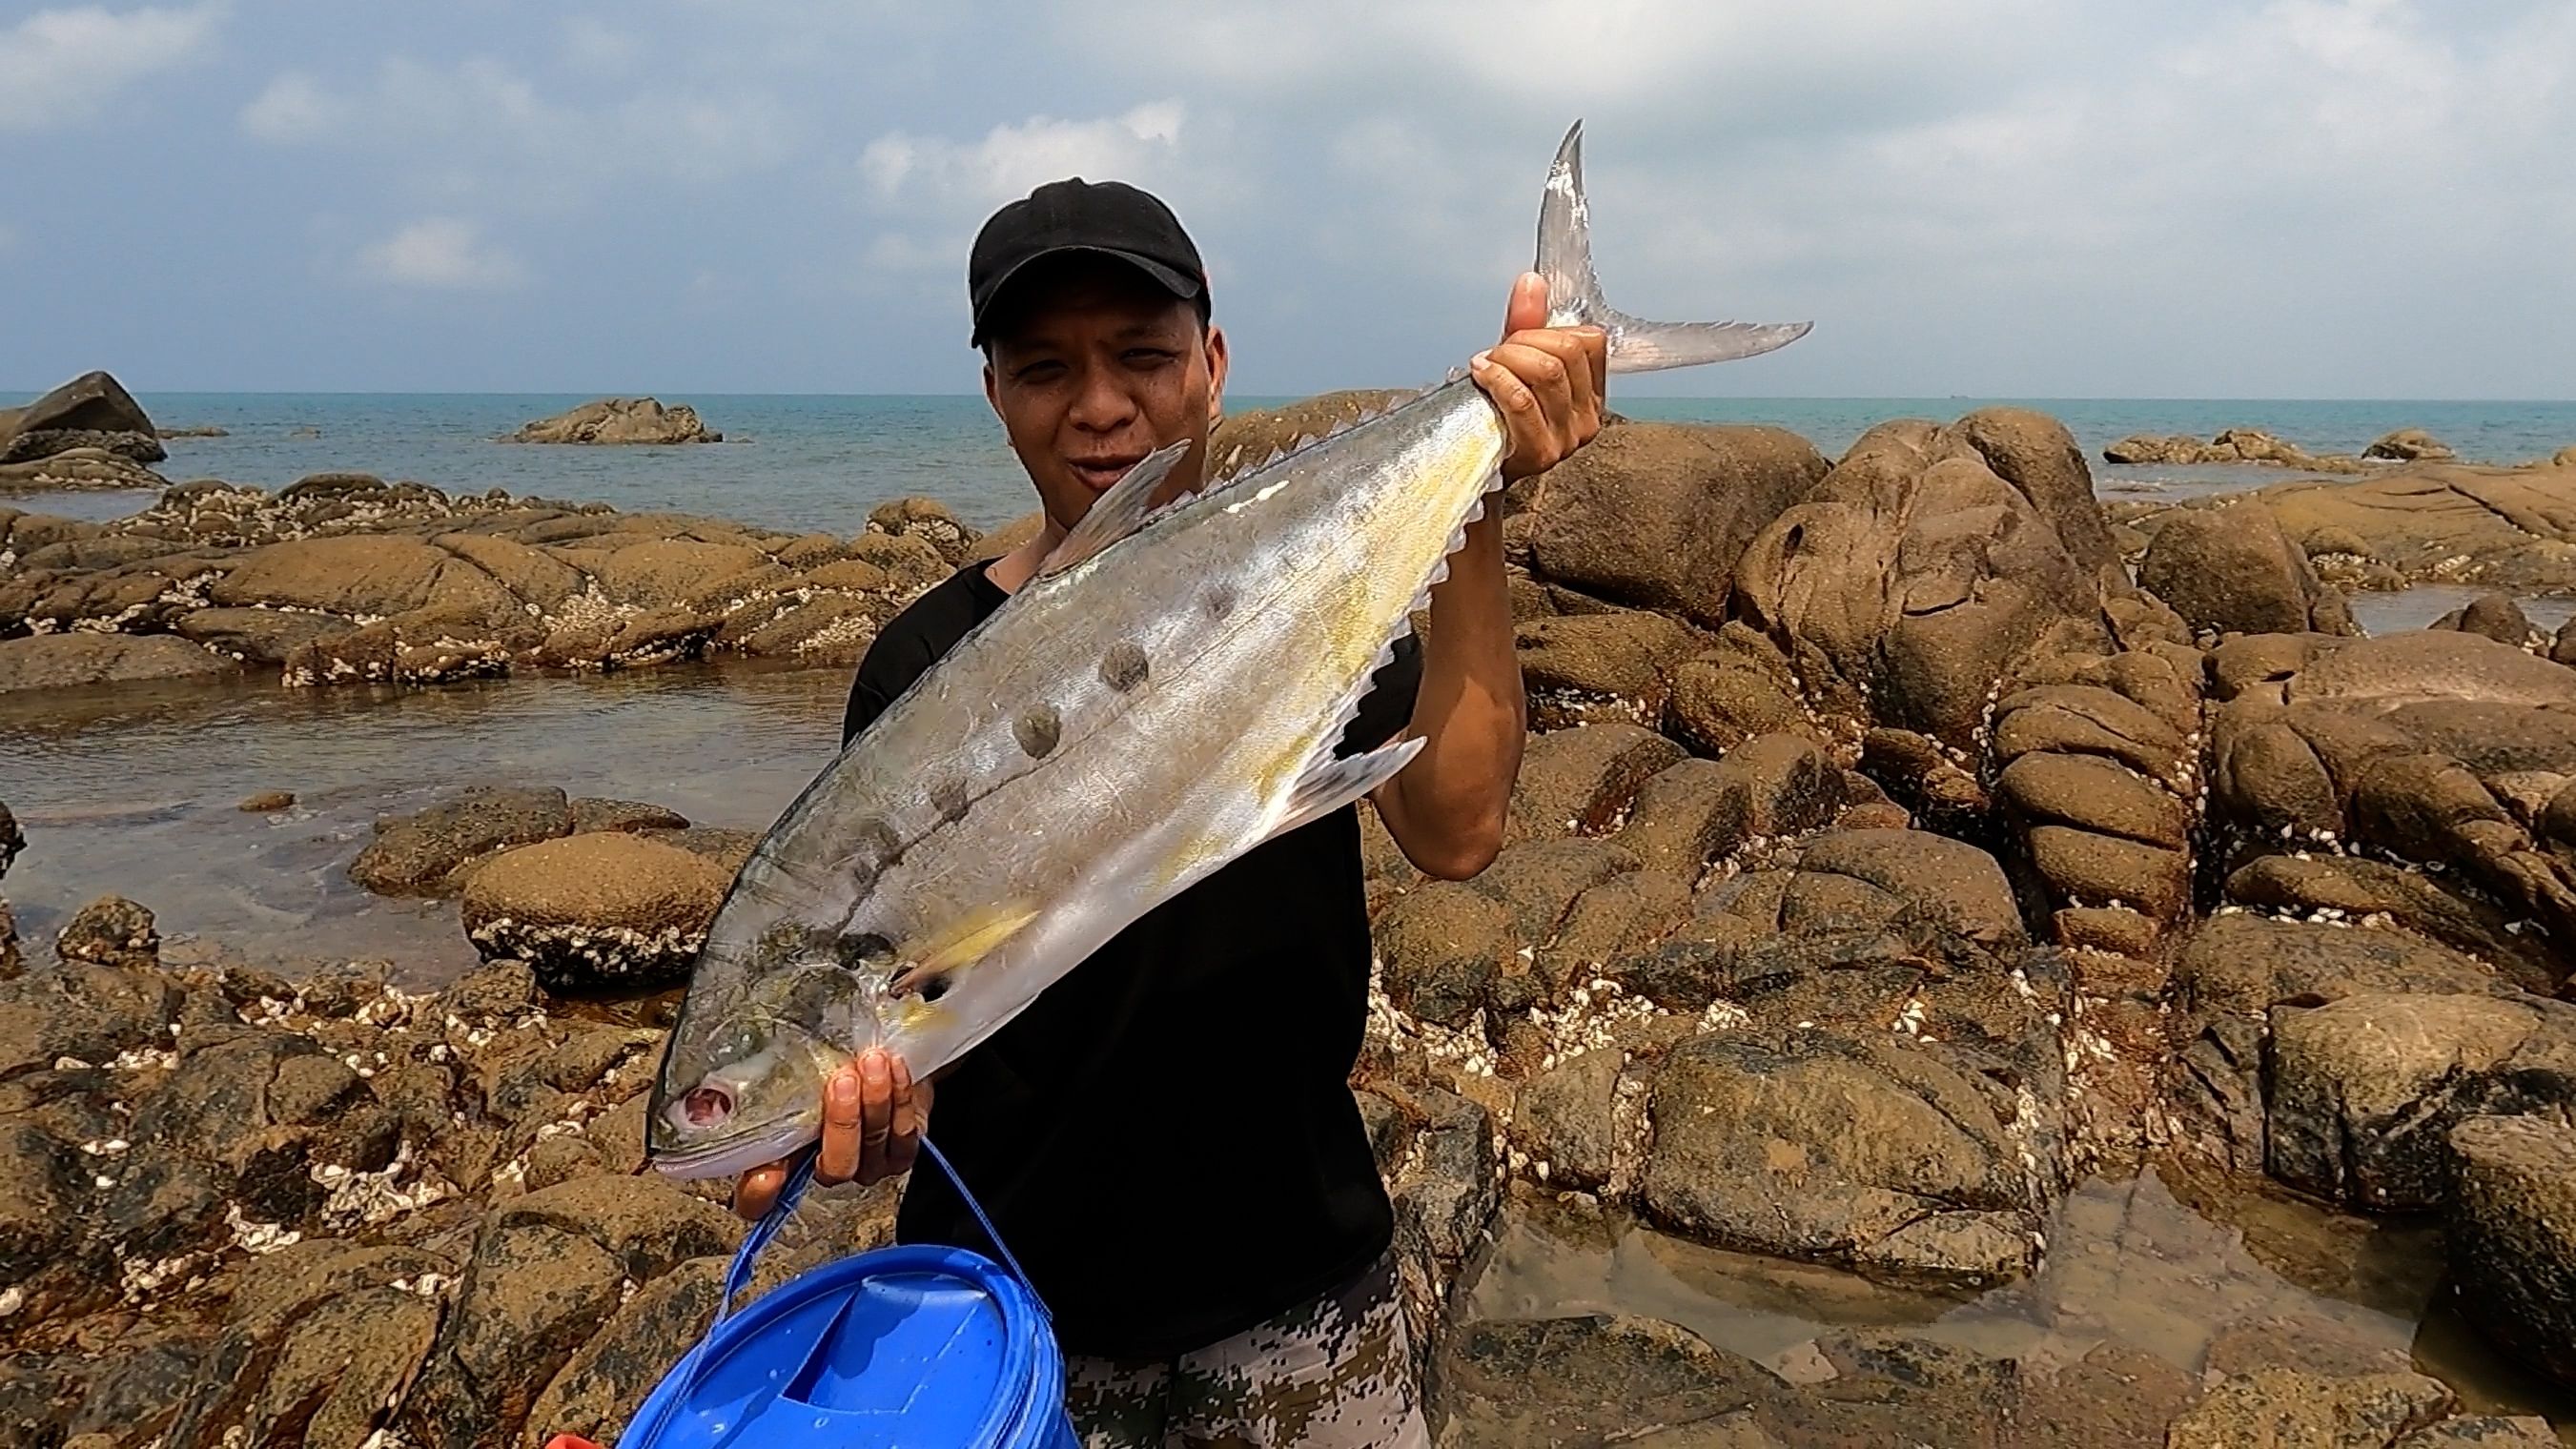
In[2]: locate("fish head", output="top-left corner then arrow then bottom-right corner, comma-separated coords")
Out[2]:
644,927 -> 887,1180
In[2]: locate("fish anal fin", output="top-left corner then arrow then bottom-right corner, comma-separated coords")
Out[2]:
1038,439 -> 1195,577
1260,736 -> 1425,846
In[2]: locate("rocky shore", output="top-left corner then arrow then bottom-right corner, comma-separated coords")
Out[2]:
0,477 -> 992,692
4,397 -> 2574,1446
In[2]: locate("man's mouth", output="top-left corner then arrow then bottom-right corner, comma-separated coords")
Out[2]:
1067,456 -> 1146,493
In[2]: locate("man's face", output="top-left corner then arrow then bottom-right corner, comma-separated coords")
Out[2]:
981,255 -> 1229,533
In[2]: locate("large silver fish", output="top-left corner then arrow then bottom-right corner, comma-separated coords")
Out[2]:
646,121 -> 1809,1180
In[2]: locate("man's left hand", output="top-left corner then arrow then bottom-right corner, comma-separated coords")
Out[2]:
1470,272 -> 1607,482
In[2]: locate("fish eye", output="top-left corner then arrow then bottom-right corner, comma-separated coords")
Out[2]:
670,1084 -> 734,1133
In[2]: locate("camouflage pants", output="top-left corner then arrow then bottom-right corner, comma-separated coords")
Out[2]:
1063,1250 -> 1429,1448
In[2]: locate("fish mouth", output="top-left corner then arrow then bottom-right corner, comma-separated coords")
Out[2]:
647,1115 -> 817,1183
1066,454 -> 1148,493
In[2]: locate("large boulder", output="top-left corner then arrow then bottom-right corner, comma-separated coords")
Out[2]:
2138,504 -> 2355,637
0,371 -> 162,464
503,398 -> 722,445
1641,1028 -> 2035,1283
460,833 -> 732,990
0,633 -> 239,693
1519,420 -> 1829,625
2265,991 -> 2575,1210
1733,417 -> 2114,748
2443,1114 -> 2576,1389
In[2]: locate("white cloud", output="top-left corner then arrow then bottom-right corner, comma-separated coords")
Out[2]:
861,102 -> 1188,206
236,56 -> 795,198
238,71 -> 337,142
356,218 -> 525,291
852,102 -> 1197,282
0,3 -> 223,133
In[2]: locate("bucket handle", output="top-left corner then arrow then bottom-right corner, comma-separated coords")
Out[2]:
708,1133 -> 1043,1332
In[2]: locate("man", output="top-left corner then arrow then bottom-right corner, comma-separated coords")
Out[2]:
732,173 -> 1605,1446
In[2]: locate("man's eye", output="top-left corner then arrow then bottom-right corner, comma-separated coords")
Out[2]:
1125,350 -> 1176,366
1015,361 -> 1065,383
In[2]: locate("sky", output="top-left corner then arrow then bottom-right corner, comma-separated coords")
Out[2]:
2,0 -> 2571,399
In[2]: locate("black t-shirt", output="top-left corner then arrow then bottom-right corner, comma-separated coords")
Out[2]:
840,561 -> 1422,1359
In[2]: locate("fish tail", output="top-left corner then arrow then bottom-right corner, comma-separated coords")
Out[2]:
1534,119 -> 1811,376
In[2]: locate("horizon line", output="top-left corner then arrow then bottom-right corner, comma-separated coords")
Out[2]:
21,389 -> 2576,406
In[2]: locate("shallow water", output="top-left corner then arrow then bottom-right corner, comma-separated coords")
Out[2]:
1463,1169 -> 2572,1439
2350,585 -> 2576,638
2,660 -> 848,985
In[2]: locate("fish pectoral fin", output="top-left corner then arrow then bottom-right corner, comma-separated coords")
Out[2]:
1037,439 -> 1196,578
1258,735 -> 1426,846
888,901 -> 1041,992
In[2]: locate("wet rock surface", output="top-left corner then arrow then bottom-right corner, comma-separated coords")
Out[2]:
10,398 -> 2576,1442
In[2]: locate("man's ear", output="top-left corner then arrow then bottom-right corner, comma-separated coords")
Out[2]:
981,358 -> 1002,420
1203,323 -> 1230,426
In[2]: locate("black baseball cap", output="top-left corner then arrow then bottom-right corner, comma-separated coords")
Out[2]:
967,177 -> 1206,347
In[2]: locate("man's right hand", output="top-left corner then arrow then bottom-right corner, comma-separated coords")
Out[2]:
731,1047 -> 929,1220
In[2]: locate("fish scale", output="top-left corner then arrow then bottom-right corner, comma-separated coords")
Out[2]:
646,120 -> 1811,1181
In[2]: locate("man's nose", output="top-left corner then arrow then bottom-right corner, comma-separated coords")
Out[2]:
1067,364 -> 1135,433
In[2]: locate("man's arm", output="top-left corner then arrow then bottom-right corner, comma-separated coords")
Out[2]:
1373,273 -> 1605,880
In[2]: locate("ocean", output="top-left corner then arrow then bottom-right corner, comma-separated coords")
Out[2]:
14,392 -> 2576,535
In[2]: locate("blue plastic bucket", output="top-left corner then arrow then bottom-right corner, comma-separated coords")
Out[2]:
614,1147 -> 1076,1449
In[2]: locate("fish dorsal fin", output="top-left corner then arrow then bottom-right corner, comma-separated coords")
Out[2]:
1260,736 -> 1425,846
1037,439 -> 1194,577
